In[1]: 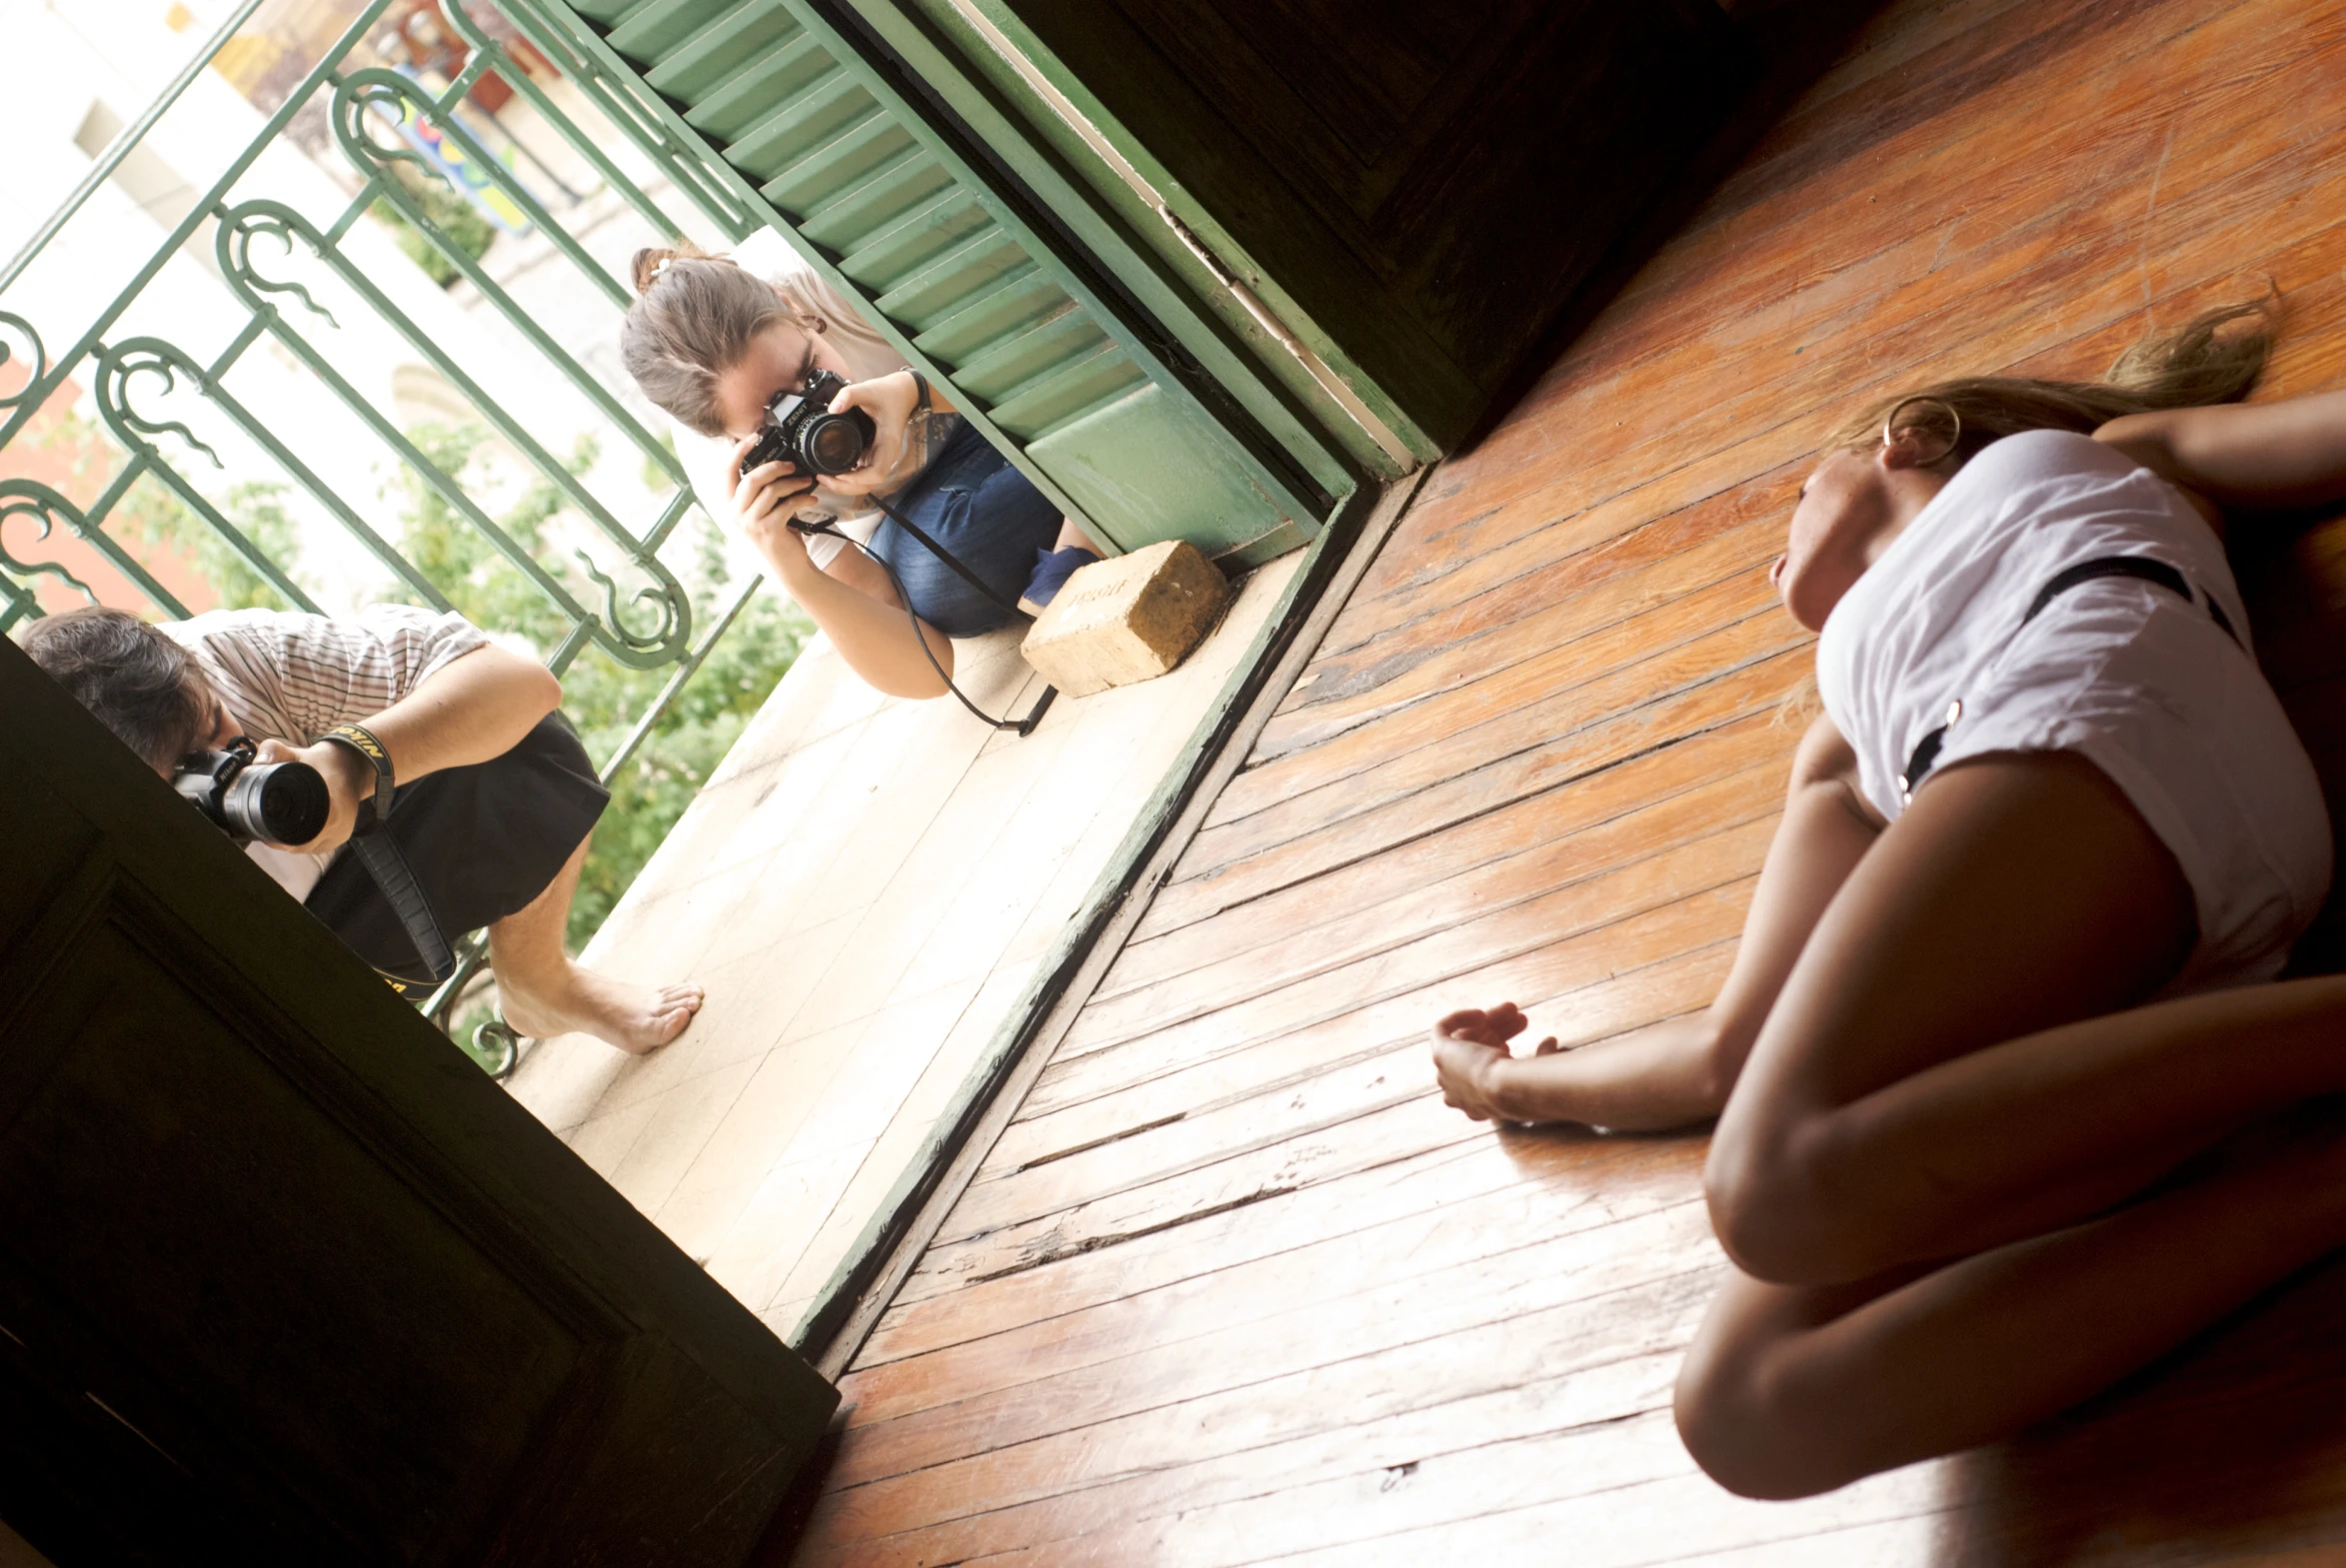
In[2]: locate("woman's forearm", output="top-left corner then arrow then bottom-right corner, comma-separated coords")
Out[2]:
2097,389 -> 2346,512
773,549 -> 955,699
366,644 -> 562,782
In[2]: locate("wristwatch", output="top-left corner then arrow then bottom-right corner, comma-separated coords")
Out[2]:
321,722 -> 396,836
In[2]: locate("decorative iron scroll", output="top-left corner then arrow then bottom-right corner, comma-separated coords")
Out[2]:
0,0 -> 713,664
0,0 -> 783,1033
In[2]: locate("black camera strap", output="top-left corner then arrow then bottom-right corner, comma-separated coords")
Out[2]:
798,512 -> 1057,737
323,722 -> 456,982
351,833 -> 456,981
874,498 -> 1031,620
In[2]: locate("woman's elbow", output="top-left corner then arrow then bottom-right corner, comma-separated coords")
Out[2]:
529,662 -> 565,717
2093,414 -> 2184,479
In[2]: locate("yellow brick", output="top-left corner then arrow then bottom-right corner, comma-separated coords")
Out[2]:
1020,540 -> 1231,699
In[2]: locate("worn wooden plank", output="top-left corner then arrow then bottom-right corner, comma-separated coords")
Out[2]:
1140,649 -> 1806,939
1015,813 -> 1777,1146
808,1266 -> 1720,1544
792,2 -> 2346,1562
913,941 -> 1736,1290
812,1353 -> 1686,1567
869,1121 -> 1675,1359
1094,716 -> 1791,1009
847,1150 -> 1702,1431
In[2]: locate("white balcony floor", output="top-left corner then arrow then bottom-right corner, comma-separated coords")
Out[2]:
505,553 -> 1302,1342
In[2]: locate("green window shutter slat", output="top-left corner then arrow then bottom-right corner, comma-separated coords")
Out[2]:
724,75 -> 867,181
757,114 -> 918,216
836,188 -> 993,295
687,35 -> 831,141
543,0 -> 1337,558
799,151 -> 955,251
912,271 -> 1068,366
605,0 -> 717,61
872,228 -> 1030,330
647,2 -> 802,100
951,305 -> 1104,403
989,345 -> 1148,441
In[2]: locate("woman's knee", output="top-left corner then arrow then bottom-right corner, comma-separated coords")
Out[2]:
1703,1105 -> 1877,1285
1674,1328 -> 1857,1500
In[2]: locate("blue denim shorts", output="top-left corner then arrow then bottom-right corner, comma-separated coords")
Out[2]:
873,421 -> 1063,638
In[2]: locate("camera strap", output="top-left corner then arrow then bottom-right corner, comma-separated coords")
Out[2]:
870,500 -> 1031,620
323,723 -> 456,982
798,514 -> 1057,738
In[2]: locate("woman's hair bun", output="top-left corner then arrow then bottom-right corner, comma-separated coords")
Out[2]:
630,242 -> 717,296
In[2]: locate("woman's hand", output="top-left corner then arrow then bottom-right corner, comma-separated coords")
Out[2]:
824,371 -> 929,498
1431,1001 -> 1560,1122
726,436 -> 822,577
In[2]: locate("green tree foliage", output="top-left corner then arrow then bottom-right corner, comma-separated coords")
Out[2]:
370,163 -> 500,289
124,474 -> 309,611
389,422 -> 809,951
24,406 -> 312,612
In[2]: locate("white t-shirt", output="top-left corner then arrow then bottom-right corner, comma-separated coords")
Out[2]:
1817,430 -> 2329,990
159,604 -> 490,901
1816,431 -> 2248,819
672,231 -> 910,572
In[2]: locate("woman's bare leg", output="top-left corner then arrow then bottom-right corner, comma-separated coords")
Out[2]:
1678,1104 -> 2346,1498
1703,749 -> 2215,1283
489,838 -> 705,1054
1670,747 -> 2346,1494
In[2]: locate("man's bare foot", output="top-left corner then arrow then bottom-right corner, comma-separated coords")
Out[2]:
501,963 -> 706,1055
1432,1001 -> 1560,1122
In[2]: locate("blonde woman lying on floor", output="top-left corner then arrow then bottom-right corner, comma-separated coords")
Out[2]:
1429,304 -> 2346,1499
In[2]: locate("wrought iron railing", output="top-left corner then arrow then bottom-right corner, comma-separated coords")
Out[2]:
0,0 -> 771,1061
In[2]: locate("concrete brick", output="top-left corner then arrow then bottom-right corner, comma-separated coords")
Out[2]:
1020,540 -> 1231,698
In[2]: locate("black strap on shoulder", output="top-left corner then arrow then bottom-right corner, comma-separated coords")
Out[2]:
2020,554 -> 2240,645
795,503 -> 1030,621
791,515 -> 1057,737
1900,554 -> 2241,805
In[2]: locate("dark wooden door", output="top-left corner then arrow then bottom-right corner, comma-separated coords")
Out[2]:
994,0 -> 1748,448
0,637 -> 835,1565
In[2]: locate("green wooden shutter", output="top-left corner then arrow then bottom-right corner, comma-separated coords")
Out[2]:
539,0 -> 1350,561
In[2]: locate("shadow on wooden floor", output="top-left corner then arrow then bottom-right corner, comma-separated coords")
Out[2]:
1939,1252 -> 2346,1564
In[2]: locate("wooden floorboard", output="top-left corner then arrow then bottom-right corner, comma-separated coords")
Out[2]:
789,0 -> 2346,1560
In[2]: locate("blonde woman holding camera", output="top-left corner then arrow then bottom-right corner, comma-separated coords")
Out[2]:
623,234 -> 1099,699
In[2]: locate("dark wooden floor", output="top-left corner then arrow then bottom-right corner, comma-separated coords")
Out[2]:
793,0 -> 2346,1560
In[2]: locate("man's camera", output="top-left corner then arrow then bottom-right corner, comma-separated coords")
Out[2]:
174,737 -> 331,847
744,368 -> 875,479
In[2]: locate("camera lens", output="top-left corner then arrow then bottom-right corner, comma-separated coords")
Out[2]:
803,414 -> 868,475
221,761 -> 331,846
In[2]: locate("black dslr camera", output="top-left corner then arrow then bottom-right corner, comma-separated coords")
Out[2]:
174,737 -> 331,847
744,368 -> 875,478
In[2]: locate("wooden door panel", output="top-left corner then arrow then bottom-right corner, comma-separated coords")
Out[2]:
0,639 -> 836,1566
997,0 -> 1747,447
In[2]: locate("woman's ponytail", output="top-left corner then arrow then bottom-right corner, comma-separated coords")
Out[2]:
630,245 -> 693,296
1833,299 -> 2278,465
621,245 -> 807,436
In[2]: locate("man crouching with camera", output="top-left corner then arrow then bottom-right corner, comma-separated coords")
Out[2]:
24,602 -> 703,1054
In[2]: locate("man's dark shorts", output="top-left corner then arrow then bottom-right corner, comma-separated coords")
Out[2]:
303,713 -> 608,987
